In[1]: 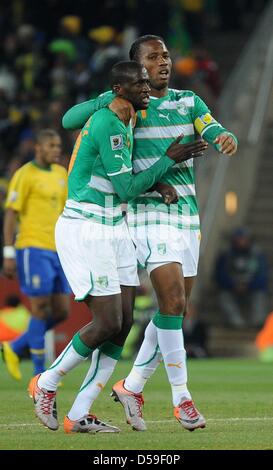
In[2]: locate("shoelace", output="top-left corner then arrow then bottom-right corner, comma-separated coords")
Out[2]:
180,400 -> 199,419
40,391 -> 56,415
133,394 -> 144,417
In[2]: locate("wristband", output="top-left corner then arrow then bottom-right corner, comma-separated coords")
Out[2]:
3,246 -> 16,259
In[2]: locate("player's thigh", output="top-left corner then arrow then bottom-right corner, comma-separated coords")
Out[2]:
150,262 -> 185,306
82,293 -> 123,337
55,216 -> 121,301
16,247 -> 56,297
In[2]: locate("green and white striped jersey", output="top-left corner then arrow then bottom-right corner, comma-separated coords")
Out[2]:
129,89 -> 202,231
64,107 -> 175,225
62,89 -> 236,230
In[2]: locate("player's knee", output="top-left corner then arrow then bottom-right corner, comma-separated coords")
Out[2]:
100,314 -> 122,338
31,303 -> 51,320
120,314 -> 134,338
163,289 -> 186,315
171,296 -> 186,315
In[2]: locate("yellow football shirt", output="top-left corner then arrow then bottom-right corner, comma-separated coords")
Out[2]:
6,161 -> 67,250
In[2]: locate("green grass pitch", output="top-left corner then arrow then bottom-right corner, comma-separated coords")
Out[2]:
0,358 -> 272,450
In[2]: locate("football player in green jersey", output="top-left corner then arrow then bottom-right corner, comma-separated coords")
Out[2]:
28,61 -> 208,434
62,36 -> 237,432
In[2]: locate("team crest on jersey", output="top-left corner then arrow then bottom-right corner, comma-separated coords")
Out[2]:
96,276 -> 108,288
110,134 -> 124,150
157,243 -> 167,255
177,102 -> 188,116
32,275 -> 41,289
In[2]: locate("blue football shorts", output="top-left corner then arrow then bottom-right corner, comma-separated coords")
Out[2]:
16,247 -> 71,297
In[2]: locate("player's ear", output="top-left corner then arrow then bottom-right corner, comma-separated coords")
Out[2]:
113,84 -> 122,95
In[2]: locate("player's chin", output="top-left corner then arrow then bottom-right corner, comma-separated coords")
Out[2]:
139,96 -> 150,109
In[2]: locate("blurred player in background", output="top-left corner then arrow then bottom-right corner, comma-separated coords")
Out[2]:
28,61 -> 207,434
2,129 -> 70,379
62,35 -> 238,432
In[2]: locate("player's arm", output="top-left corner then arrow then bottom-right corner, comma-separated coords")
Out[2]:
62,91 -> 135,130
3,208 -> 18,279
62,91 -> 114,129
96,118 -> 207,201
149,182 -> 179,204
192,94 -> 238,156
3,169 -> 29,278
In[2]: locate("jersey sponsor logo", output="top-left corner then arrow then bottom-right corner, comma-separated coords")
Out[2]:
159,112 -> 170,121
157,243 -> 166,255
177,102 -> 188,116
110,134 -> 124,150
9,190 -> 18,202
96,276 -> 108,288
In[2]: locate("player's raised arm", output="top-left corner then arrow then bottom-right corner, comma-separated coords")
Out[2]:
62,90 -> 114,129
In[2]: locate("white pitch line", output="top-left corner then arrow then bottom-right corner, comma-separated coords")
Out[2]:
1,417 -> 273,428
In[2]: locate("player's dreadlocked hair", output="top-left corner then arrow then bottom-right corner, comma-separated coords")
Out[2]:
129,35 -> 164,61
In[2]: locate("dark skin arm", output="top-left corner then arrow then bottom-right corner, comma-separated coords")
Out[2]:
110,98 -> 208,203
3,208 -> 18,279
151,182 -> 179,204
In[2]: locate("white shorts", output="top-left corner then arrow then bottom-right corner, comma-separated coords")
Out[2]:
55,216 -> 139,300
129,224 -> 201,277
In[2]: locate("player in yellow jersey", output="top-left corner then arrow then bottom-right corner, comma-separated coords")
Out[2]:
1,129 -> 71,379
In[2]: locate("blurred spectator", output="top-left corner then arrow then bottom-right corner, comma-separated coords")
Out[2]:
214,228 -> 268,328
180,0 -> 206,46
88,26 -> 123,92
0,294 -> 30,342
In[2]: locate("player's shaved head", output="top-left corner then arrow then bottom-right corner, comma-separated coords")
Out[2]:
129,35 -> 164,61
110,61 -> 145,88
36,129 -> 60,145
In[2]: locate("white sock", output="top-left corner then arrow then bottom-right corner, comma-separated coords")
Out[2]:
156,325 -> 191,406
125,320 -> 162,394
68,349 -> 117,421
38,341 -> 88,391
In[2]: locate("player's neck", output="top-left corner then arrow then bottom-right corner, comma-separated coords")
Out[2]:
150,87 -> 168,98
33,159 -> 51,171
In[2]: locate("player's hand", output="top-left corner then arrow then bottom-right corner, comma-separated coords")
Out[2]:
109,97 -> 135,126
166,134 -> 208,163
155,182 -> 178,204
214,133 -> 237,156
3,258 -> 17,279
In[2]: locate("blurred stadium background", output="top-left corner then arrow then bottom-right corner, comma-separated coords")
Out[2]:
0,0 -> 273,450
